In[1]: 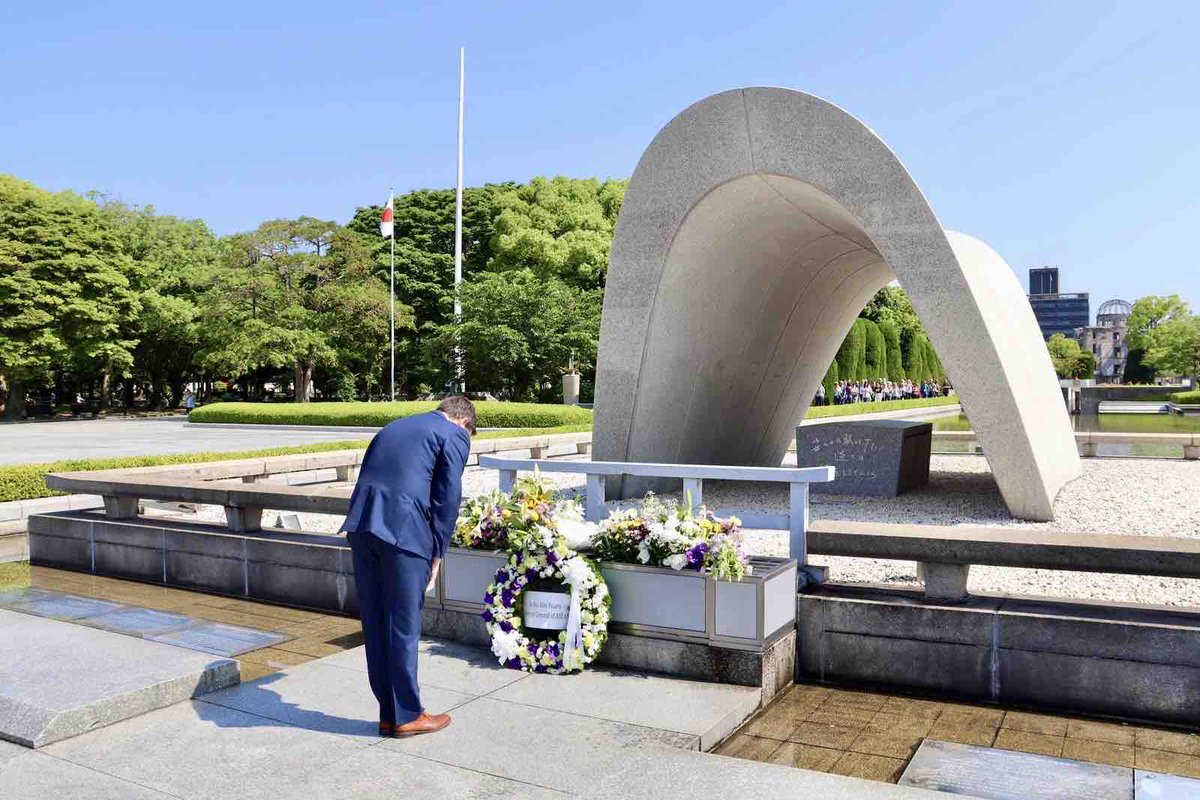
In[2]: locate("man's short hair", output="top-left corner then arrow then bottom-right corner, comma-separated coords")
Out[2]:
437,396 -> 477,434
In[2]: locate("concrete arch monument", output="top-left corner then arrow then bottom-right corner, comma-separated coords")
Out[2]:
593,87 -> 1081,521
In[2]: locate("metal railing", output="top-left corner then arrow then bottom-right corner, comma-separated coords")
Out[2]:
478,455 -> 836,583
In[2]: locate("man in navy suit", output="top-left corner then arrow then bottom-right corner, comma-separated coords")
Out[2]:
341,396 -> 474,737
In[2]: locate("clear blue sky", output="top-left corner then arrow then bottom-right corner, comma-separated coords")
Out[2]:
3,1 -> 1197,311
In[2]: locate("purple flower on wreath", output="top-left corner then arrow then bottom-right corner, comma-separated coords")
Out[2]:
483,592 -> 494,605
481,609 -> 494,623
534,664 -> 548,673
525,568 -> 538,581
501,590 -> 515,608
499,621 -> 513,633
686,541 -> 709,569
505,657 -> 521,670
546,551 -> 559,564
494,568 -> 507,582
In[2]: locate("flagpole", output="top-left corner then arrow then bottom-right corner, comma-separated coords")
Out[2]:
453,46 -> 465,394
389,187 -> 395,401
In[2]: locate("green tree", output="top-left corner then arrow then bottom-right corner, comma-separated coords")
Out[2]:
862,285 -> 922,338
835,319 -> 865,382
1145,316 -> 1200,379
1128,295 -> 1189,353
923,337 -> 945,382
1122,346 -> 1155,384
902,329 -> 926,382
0,176 -> 139,418
863,319 -> 886,380
346,185 -> 507,392
199,219 -> 407,401
489,177 -> 627,290
821,360 -> 838,405
428,269 -> 601,400
1128,295 -> 1199,379
95,198 -> 219,407
1046,333 -> 1096,379
879,319 -> 905,381
852,319 -> 869,380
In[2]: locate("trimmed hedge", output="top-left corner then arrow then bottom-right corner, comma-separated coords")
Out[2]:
189,401 -> 593,429
1172,390 -> 1200,404
0,424 -> 592,504
805,395 -> 960,419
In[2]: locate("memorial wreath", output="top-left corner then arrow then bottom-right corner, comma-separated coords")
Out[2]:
454,474 -> 610,674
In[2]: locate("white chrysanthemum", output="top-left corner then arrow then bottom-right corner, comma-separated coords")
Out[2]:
663,553 -> 688,571
535,524 -> 556,547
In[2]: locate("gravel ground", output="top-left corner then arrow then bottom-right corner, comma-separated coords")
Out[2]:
182,453 -> 1200,608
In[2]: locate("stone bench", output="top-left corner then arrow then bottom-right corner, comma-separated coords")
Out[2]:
42,432 -> 599,535
806,519 -> 1200,602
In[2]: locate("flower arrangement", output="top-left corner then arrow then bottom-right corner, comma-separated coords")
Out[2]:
453,473 -> 566,552
591,494 -> 752,581
483,541 -> 611,674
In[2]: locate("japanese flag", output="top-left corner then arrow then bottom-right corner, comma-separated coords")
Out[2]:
380,192 -> 394,238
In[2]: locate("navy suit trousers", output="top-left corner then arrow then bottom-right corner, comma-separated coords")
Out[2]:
348,531 -> 431,725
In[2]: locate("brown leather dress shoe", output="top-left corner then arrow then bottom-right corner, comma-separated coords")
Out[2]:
392,712 -> 451,737
378,722 -> 394,737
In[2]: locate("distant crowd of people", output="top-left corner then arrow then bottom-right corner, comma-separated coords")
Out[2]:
816,379 -> 950,406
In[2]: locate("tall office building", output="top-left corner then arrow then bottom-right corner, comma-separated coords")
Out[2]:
1028,267 -> 1089,340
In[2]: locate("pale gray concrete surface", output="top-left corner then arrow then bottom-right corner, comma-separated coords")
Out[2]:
0,609 -> 238,748
488,665 -> 761,751
202,661 -> 475,740
7,638 -> 971,799
0,749 -> 174,799
0,416 -> 367,466
593,87 -> 1081,521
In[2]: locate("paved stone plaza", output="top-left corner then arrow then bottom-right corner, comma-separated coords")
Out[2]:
0,417 -> 365,466
721,684 -> 1200,782
5,566 -> 1200,799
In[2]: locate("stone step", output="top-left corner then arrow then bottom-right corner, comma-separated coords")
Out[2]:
0,608 -> 239,748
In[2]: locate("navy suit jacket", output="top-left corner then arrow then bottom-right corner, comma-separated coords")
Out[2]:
341,411 -> 471,561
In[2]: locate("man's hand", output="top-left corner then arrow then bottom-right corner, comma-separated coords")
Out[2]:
428,558 -> 442,592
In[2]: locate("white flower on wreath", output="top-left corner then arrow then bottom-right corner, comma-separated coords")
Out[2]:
560,556 -> 591,589
662,553 -> 689,571
534,524 -> 556,548
491,628 -> 524,663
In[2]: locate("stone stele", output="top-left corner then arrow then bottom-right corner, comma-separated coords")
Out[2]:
795,420 -> 932,496
593,87 -> 1081,521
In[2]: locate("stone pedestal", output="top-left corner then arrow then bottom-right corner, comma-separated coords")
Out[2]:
794,420 -> 932,496
562,373 -> 580,405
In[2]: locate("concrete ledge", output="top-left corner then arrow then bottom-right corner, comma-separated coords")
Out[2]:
421,605 -> 794,701
0,609 -> 238,748
798,585 -> 1200,726
29,511 -> 791,696
29,511 -> 359,615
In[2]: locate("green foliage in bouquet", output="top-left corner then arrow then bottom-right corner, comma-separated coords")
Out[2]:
453,472 -> 583,552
